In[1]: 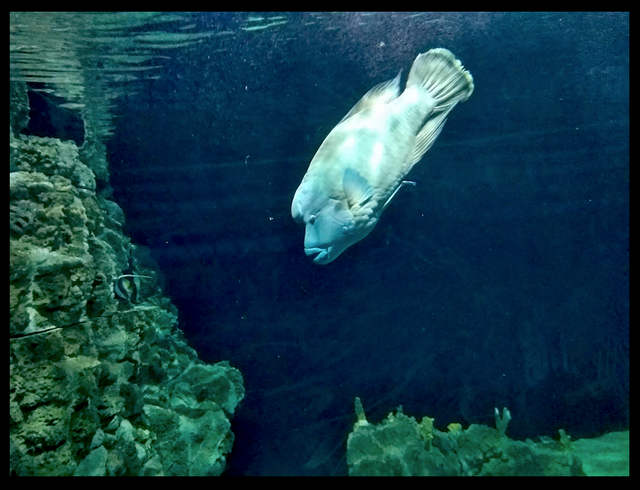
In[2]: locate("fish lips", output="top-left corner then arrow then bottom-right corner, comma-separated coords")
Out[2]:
304,246 -> 332,265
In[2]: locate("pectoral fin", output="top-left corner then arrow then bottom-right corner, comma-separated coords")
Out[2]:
343,168 -> 374,210
380,180 -> 416,214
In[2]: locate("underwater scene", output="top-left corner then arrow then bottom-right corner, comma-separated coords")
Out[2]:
10,12 -> 628,476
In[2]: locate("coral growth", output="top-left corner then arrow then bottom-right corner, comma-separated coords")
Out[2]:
346,398 -> 585,476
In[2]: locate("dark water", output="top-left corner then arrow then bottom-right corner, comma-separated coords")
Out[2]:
17,12 -> 630,475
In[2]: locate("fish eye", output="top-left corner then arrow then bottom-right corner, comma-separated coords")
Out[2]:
309,214 -> 317,225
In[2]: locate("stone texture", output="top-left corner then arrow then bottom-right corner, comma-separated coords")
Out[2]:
10,90 -> 244,475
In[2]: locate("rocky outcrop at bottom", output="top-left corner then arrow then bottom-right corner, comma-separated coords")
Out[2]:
346,398 -> 585,476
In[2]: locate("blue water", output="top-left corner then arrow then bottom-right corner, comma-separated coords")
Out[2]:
24,12 -> 631,475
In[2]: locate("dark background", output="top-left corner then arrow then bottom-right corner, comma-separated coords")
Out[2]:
97,13 -> 627,475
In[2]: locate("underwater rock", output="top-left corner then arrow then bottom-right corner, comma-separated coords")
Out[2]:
572,431 -> 629,476
10,82 -> 30,135
10,98 -> 244,475
74,446 -> 109,476
346,399 -> 585,476
11,134 -> 96,191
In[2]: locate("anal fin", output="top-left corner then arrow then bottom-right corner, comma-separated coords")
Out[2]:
410,102 -> 457,166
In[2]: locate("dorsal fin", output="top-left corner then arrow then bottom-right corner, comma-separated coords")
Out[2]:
343,168 -> 374,210
338,70 -> 402,125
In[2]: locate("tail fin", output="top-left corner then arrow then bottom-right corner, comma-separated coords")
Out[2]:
406,48 -> 474,112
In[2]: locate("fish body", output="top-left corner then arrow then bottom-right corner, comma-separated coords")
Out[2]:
292,48 -> 473,264
114,274 -> 140,303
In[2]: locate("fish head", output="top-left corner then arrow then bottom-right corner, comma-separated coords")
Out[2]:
292,182 -> 358,265
303,199 -> 357,265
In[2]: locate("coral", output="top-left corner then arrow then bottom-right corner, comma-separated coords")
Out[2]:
418,416 -> 434,450
11,134 -> 96,191
347,408 -> 435,476
354,396 -> 369,426
558,428 -> 572,451
494,406 -> 511,436
9,109 -> 244,475
346,399 -> 585,476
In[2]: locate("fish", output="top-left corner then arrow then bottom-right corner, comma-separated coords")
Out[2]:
291,48 -> 474,264
114,274 -> 140,303
114,273 -> 151,303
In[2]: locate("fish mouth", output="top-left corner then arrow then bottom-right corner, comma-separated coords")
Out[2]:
304,247 -> 331,265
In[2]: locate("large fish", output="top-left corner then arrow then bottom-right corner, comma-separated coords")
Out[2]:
291,48 -> 474,264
